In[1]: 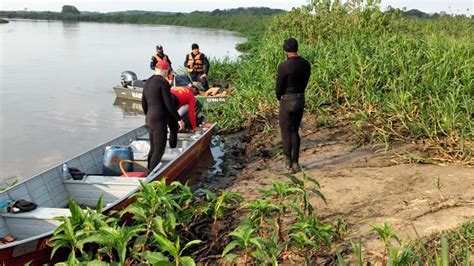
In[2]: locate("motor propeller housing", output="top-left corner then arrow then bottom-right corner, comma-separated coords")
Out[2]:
120,71 -> 138,87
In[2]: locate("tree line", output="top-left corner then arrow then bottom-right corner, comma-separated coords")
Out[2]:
0,6 -> 284,34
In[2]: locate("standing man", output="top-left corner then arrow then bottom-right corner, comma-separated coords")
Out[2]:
142,60 -> 183,171
275,38 -> 311,174
184,43 -> 210,91
150,44 -> 174,84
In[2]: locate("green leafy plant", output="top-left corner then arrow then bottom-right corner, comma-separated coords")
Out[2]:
260,182 -> 300,241
287,213 -> 335,258
286,171 -> 327,216
50,197 -> 106,262
0,179 -> 18,192
211,191 -> 243,240
433,177 -> 445,200
351,241 -> 363,266
152,233 -> 202,266
371,223 -> 401,264
244,199 -> 281,229
79,225 -> 145,265
222,224 -> 262,263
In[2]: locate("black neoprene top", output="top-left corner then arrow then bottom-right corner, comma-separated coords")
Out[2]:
275,56 -> 311,100
141,75 -> 181,128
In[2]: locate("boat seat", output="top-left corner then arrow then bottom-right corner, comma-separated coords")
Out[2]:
0,207 -> 71,219
63,175 -> 142,208
63,175 -> 141,184
1,207 -> 71,241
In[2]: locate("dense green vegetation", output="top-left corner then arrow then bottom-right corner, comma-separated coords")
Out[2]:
0,7 -> 282,36
208,0 -> 474,162
3,2 -> 473,263
0,18 -> 8,23
51,177 -> 472,264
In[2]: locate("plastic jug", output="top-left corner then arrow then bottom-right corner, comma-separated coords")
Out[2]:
62,163 -> 73,179
103,145 -> 134,176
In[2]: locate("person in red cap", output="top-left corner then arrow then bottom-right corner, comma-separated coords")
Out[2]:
184,43 -> 210,91
275,37 -> 311,174
142,59 -> 184,171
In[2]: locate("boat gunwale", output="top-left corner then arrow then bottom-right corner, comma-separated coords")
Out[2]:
0,123 -> 216,251
0,125 -> 148,197
112,85 -> 231,102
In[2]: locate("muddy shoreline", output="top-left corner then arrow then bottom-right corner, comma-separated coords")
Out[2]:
189,114 -> 474,262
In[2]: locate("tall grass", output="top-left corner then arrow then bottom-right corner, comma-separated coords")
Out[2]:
209,0 -> 473,162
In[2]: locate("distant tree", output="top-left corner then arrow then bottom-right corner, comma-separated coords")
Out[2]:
405,9 -> 428,18
61,5 -> 80,15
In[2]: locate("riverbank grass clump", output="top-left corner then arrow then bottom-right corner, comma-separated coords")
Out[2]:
209,0 -> 473,163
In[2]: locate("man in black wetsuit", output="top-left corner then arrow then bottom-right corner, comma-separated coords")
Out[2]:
142,60 -> 183,171
275,38 -> 311,174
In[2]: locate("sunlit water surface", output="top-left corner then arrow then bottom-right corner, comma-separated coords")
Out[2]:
0,19 -> 245,183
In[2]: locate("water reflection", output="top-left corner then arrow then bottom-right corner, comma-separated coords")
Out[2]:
186,135 -> 225,187
113,97 -> 144,116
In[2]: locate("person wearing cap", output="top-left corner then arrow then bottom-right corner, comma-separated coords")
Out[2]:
275,37 -> 311,174
150,45 -> 174,84
184,43 -> 210,91
150,45 -> 172,70
142,59 -> 184,171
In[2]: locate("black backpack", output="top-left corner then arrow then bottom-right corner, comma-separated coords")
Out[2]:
8,199 -> 38,213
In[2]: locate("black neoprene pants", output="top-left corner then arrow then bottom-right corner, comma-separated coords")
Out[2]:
190,72 -> 209,91
147,118 -> 178,171
279,95 -> 304,164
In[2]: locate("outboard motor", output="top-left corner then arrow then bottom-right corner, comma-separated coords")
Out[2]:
121,71 -> 138,87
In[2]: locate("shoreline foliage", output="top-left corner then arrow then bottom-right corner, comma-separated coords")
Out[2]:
50,177 -> 473,265
0,7 -> 282,39
207,0 -> 473,163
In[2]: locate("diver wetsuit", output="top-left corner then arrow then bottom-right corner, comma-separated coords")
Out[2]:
275,55 -> 311,167
142,75 -> 181,171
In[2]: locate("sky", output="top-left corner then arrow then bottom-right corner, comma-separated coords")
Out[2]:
0,0 -> 472,15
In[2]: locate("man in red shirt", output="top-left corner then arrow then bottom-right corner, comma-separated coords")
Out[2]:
170,85 -> 202,131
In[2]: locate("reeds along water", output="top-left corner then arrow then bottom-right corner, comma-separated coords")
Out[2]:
209,1 -> 473,161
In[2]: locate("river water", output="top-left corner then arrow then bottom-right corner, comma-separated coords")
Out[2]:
0,19 -> 245,183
